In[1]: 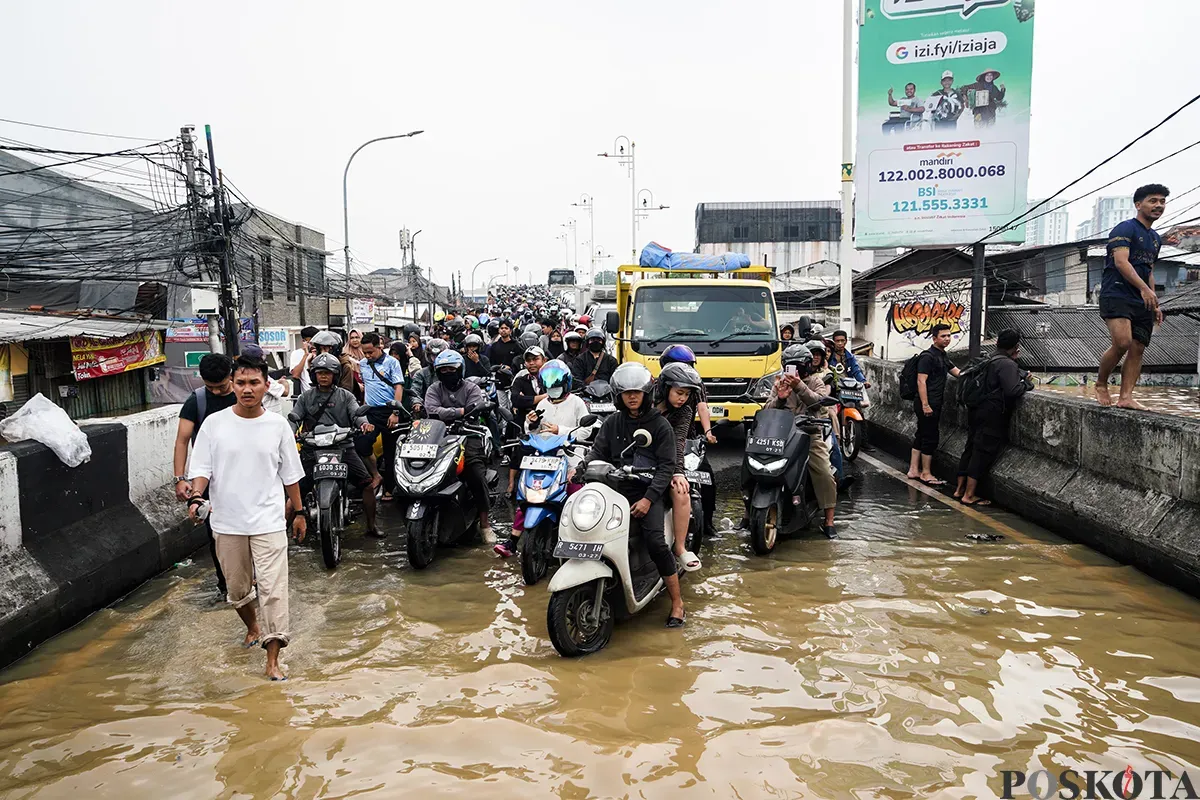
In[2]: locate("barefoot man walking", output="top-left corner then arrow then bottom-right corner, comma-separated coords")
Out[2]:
1096,184 -> 1169,409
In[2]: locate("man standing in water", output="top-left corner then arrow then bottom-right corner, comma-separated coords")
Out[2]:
1096,184 -> 1169,409
188,355 -> 306,681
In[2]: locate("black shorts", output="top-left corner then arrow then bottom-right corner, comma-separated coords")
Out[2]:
355,406 -> 394,457
1099,295 -> 1153,346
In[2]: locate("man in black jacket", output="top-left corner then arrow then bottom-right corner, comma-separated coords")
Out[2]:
487,320 -> 522,374
570,328 -> 618,387
585,362 -> 686,627
955,329 -> 1032,506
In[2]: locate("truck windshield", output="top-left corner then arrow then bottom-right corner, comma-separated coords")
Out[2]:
630,284 -> 777,347
548,270 -> 575,286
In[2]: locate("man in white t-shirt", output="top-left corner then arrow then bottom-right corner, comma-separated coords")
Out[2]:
188,355 -> 307,681
289,325 -> 320,394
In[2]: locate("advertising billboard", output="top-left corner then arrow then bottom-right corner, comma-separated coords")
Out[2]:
855,0 -> 1036,248
70,330 -> 166,381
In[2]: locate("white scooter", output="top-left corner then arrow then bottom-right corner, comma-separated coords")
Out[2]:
546,429 -> 697,657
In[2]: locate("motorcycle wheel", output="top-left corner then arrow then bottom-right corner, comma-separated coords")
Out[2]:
843,418 -> 861,462
547,581 -> 613,657
406,513 -> 438,570
319,495 -> 340,569
685,497 -> 704,554
520,519 -> 552,586
750,505 -> 778,555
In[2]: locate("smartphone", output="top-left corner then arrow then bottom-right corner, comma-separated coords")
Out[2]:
785,365 -> 798,377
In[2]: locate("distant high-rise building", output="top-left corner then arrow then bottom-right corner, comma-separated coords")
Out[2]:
1024,198 -> 1070,246
1076,218 -> 1096,240
1090,195 -> 1135,237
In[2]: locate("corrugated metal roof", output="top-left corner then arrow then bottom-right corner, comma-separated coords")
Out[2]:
1161,281 -> 1200,315
0,311 -> 166,344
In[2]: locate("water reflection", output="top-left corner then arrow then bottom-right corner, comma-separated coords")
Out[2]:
1,468 -> 1199,798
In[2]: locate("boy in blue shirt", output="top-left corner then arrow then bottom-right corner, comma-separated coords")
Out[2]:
1096,184 -> 1169,410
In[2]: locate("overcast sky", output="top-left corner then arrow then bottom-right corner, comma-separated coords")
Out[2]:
6,0 -> 1200,287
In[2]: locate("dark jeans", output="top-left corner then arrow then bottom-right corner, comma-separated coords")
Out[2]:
957,410 -> 1007,481
355,406 -> 402,493
462,436 -> 490,517
620,485 -> 673,577
913,402 -> 943,456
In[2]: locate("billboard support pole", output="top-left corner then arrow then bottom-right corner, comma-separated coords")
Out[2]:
969,243 -> 985,358
839,0 -> 856,335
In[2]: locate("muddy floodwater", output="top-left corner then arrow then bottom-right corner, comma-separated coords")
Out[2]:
1,454 -> 1199,798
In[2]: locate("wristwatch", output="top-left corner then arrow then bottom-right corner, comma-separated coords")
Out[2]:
174,475 -> 188,484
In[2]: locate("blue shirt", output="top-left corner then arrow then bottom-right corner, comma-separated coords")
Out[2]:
1102,218 -> 1161,303
358,354 -> 405,407
828,349 -> 865,382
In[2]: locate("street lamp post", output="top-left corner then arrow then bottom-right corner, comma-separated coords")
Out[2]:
561,219 -> 577,270
556,232 -> 569,267
470,257 -> 499,302
598,136 -> 635,261
571,194 -> 594,283
342,130 -> 424,316
635,189 -> 669,245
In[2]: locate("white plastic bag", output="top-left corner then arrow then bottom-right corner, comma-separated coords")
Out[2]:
0,393 -> 92,467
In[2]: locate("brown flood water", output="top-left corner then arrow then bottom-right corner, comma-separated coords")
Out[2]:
1,459 -> 1199,798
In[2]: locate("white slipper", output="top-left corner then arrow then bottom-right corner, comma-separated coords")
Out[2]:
681,550 -> 702,572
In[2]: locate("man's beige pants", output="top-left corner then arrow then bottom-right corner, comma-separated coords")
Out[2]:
214,531 -> 290,648
802,425 -> 838,511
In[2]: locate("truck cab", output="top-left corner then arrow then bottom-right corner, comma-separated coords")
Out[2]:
603,264 -> 782,426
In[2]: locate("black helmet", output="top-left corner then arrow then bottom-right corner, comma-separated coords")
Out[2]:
610,362 -> 654,411
656,362 -> 702,404
486,321 -> 500,337
402,323 -> 421,339
310,352 -> 342,376
463,333 -> 483,349
519,329 -> 540,349
782,343 -> 814,375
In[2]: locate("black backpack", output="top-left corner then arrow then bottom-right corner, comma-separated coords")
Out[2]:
956,355 -> 1005,409
898,354 -> 922,400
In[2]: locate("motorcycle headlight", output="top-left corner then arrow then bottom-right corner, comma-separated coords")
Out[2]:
571,490 -> 605,531
525,487 -> 549,504
751,370 -> 782,400
313,432 -> 336,447
748,456 -> 788,473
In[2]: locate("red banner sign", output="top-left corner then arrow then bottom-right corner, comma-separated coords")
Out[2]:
70,330 -> 166,381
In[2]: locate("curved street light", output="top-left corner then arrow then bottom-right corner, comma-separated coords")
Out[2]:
342,130 -> 424,308
470,257 -> 499,300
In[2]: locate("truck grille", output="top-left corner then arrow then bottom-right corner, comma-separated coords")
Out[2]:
702,378 -> 752,401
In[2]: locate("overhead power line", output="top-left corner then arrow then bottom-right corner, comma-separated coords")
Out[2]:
0,117 -> 162,142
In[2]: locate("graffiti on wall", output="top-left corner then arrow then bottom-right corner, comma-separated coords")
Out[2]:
874,278 -> 974,358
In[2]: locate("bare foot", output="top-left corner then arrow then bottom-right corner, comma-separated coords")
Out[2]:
243,627 -> 260,647
265,663 -> 286,680
370,473 -> 383,490
1116,397 -> 1146,410
906,472 -> 920,480
1094,385 -> 1113,406
961,496 -> 992,506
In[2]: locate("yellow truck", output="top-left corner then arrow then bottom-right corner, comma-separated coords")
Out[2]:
601,263 -> 782,426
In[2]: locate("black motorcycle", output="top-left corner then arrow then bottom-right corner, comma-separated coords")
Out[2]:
299,425 -> 356,569
743,401 -> 838,555
393,413 -> 500,569
682,436 -> 712,552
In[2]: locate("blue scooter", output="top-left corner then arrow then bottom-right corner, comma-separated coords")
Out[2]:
515,412 -> 596,585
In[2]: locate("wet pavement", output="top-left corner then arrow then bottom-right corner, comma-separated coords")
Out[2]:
1,442 -> 1199,798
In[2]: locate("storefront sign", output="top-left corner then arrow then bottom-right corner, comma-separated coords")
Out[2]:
350,298 -> 376,325
872,278 -> 979,359
70,330 -> 166,381
257,327 -> 290,352
855,0 -> 1035,248
167,318 -> 255,343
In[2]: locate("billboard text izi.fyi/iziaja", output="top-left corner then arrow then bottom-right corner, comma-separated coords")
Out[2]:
854,0 -> 1036,249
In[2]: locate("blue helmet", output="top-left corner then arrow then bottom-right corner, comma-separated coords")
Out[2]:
478,313 -> 491,327
660,344 -> 696,366
433,349 -> 465,371
539,359 -> 573,399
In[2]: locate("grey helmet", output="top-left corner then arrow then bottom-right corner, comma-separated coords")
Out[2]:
463,333 -> 484,349
425,338 -> 450,360
610,362 -> 654,410
519,329 -> 540,349
655,362 -> 702,404
782,343 -> 814,375
585,327 -> 606,344
311,330 -> 342,350
310,352 -> 342,376
806,339 -> 827,358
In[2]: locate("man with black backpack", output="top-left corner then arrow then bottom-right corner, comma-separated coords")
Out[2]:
954,329 -> 1033,505
904,324 -> 961,485
173,352 -> 236,596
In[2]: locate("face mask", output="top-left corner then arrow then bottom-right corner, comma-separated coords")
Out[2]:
438,370 -> 462,391
547,385 -> 564,400
588,341 -> 604,353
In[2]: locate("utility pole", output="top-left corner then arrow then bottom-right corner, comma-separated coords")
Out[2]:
180,126 -> 222,355
204,125 -> 240,356
969,243 -> 985,357
838,0 -> 857,336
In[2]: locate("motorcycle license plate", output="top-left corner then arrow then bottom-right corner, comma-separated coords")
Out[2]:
553,540 -> 604,560
521,456 -> 561,470
840,392 -> 863,401
312,461 -> 348,479
588,402 -> 616,413
400,443 -> 438,459
748,436 -> 786,455
685,470 -> 712,486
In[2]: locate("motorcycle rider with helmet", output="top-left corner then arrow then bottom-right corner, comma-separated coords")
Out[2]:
744,343 -> 840,538
311,330 -> 357,396
654,362 -> 706,573
507,346 -> 548,494
423,350 -> 495,543
461,333 -> 492,379
288,353 -> 381,536
570,328 -> 618,387
584,362 -> 686,628
493,360 -> 589,559
659,345 -> 718,446
408,338 -> 449,418
563,331 -> 584,367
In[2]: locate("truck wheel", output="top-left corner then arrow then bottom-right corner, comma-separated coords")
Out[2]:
750,506 -> 777,555
547,581 -> 613,657
406,513 -> 438,569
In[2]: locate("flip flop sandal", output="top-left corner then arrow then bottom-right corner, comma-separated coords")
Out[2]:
242,639 -> 259,649
666,612 -> 686,629
920,478 -> 948,487
681,551 -> 702,572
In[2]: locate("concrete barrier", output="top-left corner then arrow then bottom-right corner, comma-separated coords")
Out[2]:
862,356 -> 1200,596
0,405 -> 201,668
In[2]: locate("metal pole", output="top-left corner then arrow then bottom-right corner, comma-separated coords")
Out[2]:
630,142 -> 637,262
342,131 -> 424,321
471,257 -> 498,299
969,243 -> 985,357
838,0 -> 856,335
588,201 -> 595,283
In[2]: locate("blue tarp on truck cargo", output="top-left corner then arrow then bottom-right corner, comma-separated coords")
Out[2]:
638,242 -> 752,272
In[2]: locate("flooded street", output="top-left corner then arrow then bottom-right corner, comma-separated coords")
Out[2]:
2,448 -> 1199,799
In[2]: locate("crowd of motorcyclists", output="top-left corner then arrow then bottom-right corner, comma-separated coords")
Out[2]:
272,286 -> 866,638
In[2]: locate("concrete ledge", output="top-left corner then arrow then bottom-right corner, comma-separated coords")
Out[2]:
862,356 -> 1200,598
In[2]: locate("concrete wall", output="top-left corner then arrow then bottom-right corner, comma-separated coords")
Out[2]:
0,407 -> 201,667
862,356 -> 1200,596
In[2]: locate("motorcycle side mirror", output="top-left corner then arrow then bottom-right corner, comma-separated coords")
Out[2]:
634,429 -> 652,447
577,414 -> 598,428
498,407 -> 515,423
819,395 -> 840,407
834,363 -> 846,374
